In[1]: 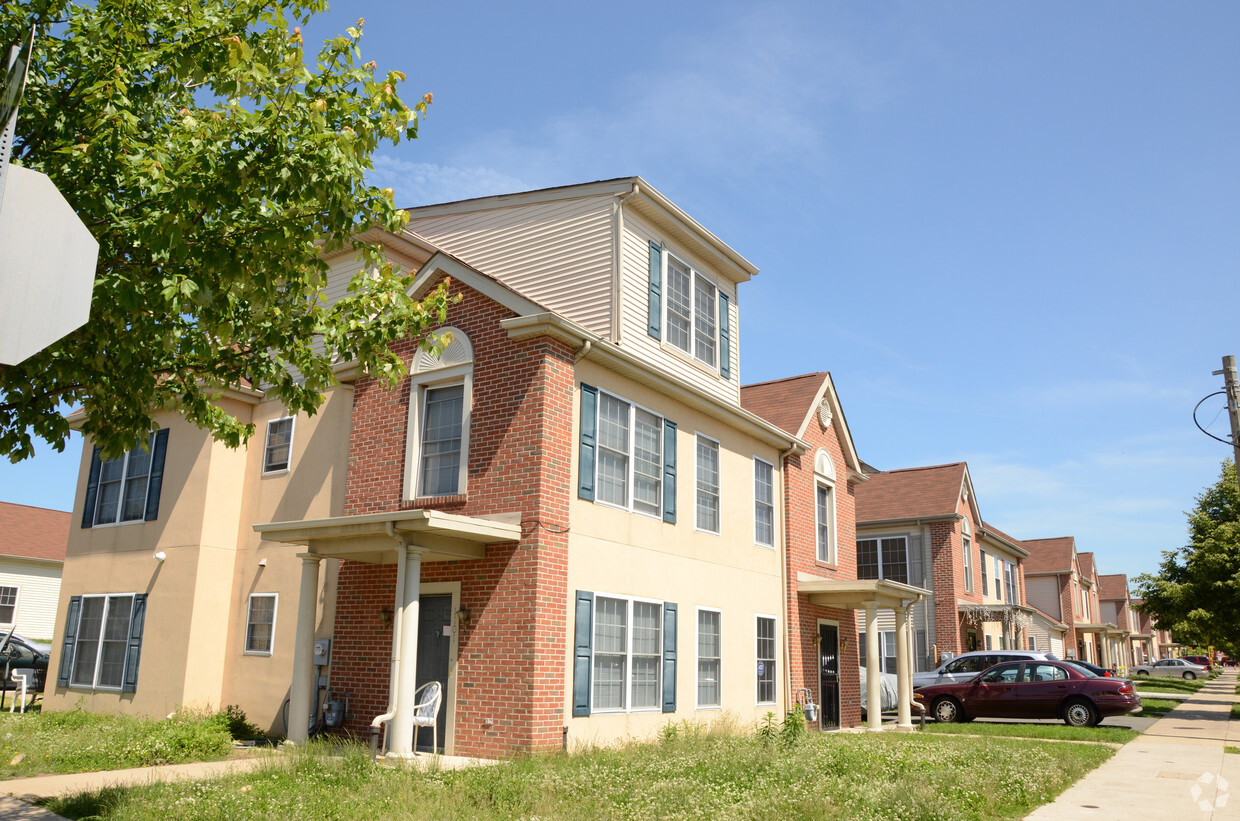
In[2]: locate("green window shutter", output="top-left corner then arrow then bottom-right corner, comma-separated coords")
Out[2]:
647,242 -> 662,339
144,429 -> 169,522
121,594 -> 147,693
662,602 -> 677,713
718,292 -> 731,380
662,421 -> 677,524
573,590 -> 594,716
81,447 -> 102,528
57,596 -> 82,687
578,385 -> 598,501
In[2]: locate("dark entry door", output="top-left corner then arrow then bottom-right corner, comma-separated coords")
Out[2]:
818,624 -> 840,729
415,594 -> 452,752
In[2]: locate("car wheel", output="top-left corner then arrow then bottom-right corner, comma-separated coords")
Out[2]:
932,697 -> 966,723
1062,698 -> 1099,728
1183,671 -> 1197,680
1135,670 -> 1148,676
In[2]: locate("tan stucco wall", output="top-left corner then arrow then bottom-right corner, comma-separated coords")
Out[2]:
565,363 -> 786,746
45,388 -> 352,731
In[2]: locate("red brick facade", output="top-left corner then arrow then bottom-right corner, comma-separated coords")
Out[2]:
332,277 -> 576,757
781,397 -> 862,729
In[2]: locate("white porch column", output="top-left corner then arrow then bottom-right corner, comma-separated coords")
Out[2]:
287,553 -> 322,743
388,546 -> 425,757
895,605 -> 912,730
865,604 -> 881,731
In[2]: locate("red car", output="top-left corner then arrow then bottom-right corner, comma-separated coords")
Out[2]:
914,659 -> 1142,727
1183,655 -> 1214,672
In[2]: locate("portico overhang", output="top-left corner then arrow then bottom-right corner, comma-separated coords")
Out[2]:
797,578 -> 929,610
1074,622 -> 1118,635
253,508 -> 522,564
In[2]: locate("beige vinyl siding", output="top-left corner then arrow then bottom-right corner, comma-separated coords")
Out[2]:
1025,576 -> 1062,619
0,560 -> 61,638
407,194 -> 615,336
619,213 -> 740,407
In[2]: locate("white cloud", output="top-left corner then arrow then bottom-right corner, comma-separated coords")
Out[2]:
370,158 -> 529,207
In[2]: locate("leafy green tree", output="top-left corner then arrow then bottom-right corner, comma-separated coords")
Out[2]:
0,0 -> 452,460
1134,460 -> 1240,660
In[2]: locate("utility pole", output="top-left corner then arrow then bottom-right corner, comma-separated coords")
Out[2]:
1216,355 -> 1240,487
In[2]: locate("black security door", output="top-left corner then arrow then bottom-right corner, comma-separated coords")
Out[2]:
415,594 -> 452,752
818,624 -> 840,729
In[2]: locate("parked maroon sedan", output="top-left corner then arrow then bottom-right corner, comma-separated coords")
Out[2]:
914,659 -> 1142,727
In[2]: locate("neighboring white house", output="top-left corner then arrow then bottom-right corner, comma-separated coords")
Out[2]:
0,502 -> 68,639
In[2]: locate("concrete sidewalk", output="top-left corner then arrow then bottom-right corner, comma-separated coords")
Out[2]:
1027,669 -> 1240,820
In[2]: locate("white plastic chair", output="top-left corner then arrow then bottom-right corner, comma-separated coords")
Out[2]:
9,668 -> 34,714
411,680 -> 443,754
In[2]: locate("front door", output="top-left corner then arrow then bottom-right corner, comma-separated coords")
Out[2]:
818,624 -> 840,729
415,594 -> 452,752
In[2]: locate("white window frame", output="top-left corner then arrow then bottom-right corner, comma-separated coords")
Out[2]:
662,250 -> 724,372
0,585 -> 17,624
1029,636 -> 1037,651
753,457 -> 774,548
404,373 -> 472,499
93,433 -> 156,527
856,536 -> 910,584
984,633 -> 993,651
69,593 -> 135,690
980,549 -> 989,596
592,390 -> 666,519
961,521 -> 973,593
696,606 -> 722,710
262,416 -> 294,474
814,449 -> 836,563
859,629 -> 898,674
244,593 -> 278,656
694,433 -> 721,535
993,555 -> 1003,602
591,593 -> 664,714
1004,561 -> 1017,604
755,613 -> 777,706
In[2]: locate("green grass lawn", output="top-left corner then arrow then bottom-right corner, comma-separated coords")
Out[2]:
921,721 -> 1137,744
1130,676 -> 1210,694
1135,698 -> 1180,719
0,708 -> 243,779
42,733 -> 1115,821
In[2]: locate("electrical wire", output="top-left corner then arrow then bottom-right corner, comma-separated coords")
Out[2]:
1193,391 -> 1234,446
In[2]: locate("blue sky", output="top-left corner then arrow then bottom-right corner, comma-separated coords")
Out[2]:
2,1 -> 1236,584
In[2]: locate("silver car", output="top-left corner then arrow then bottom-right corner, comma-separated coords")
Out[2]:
1130,658 -> 1208,680
912,650 -> 1060,688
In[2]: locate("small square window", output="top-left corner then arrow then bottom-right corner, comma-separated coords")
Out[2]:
0,586 -> 16,624
263,417 -> 294,473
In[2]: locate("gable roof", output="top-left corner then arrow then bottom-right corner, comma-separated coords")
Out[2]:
0,502 -> 69,563
854,462 -> 979,523
978,521 -> 1030,558
1022,537 -> 1076,574
1077,551 -> 1097,581
740,372 -> 862,476
1098,573 -> 1129,601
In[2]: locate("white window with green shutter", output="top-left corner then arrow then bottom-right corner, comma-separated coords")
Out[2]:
645,244 -> 732,380
578,385 -> 677,523
572,591 -> 677,717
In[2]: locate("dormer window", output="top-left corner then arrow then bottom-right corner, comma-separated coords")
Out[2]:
646,243 -> 731,379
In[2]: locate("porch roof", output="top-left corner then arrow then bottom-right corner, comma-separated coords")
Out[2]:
1074,621 -> 1118,635
253,509 -> 522,564
797,577 -> 929,610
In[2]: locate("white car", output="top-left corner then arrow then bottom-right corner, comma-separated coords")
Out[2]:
912,650 -> 1060,689
1130,658 -> 1208,680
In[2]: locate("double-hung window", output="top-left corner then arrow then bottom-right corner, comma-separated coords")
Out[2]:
753,458 -> 774,547
697,608 -> 721,708
404,328 -> 473,500
756,615 -> 776,704
646,243 -> 731,379
695,435 -> 720,533
591,596 -> 662,712
68,595 -> 135,689
419,385 -> 465,496
263,417 -> 294,473
859,630 -> 898,674
980,550 -> 989,596
962,526 -> 973,593
579,385 -> 677,522
82,430 -> 169,528
1004,562 -> 1017,604
856,537 -> 909,584
993,556 -> 1003,602
816,485 -> 835,562
0,586 -> 16,624
245,593 -> 278,655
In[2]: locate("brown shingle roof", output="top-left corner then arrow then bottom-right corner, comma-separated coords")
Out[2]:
1098,573 -> 1129,601
1077,551 -> 1096,581
1022,537 -> 1076,574
854,463 -> 967,523
0,502 -> 69,563
740,373 -> 828,437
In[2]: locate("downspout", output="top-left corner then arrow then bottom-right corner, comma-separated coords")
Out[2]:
371,522 -> 409,759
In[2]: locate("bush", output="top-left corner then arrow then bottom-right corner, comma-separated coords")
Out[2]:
219,704 -> 265,740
